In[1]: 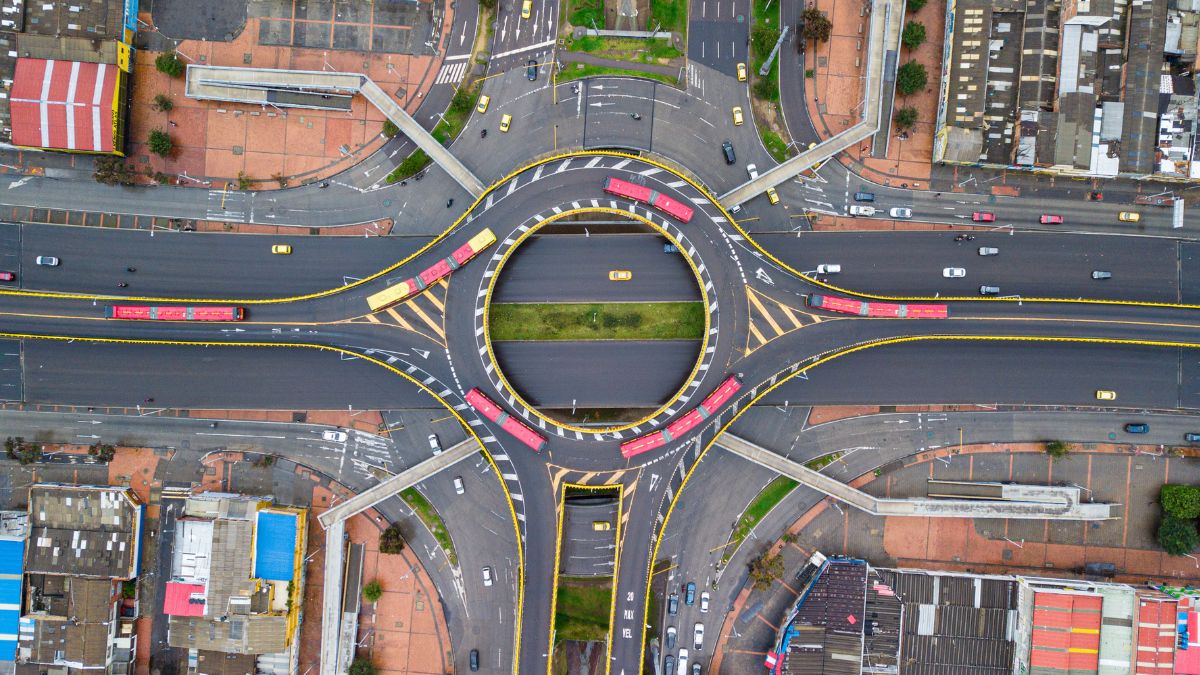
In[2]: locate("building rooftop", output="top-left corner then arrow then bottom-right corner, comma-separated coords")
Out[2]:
0,538 -> 23,662
781,559 -> 867,675
19,575 -> 115,669
20,0 -> 125,42
1029,589 -> 1102,673
194,650 -> 256,675
1133,593 -> 1176,675
26,486 -> 141,579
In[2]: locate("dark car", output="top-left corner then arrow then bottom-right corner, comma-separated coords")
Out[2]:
663,243 -> 679,254
665,656 -> 675,673
1186,433 -> 1200,443
469,649 -> 479,671
722,140 -> 736,165
853,191 -> 875,202
693,663 -> 702,675
685,582 -> 696,605
526,59 -> 538,81
1125,423 -> 1149,434
668,593 -> 679,615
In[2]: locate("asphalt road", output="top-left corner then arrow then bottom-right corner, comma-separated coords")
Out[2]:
688,0 -> 750,73
754,230 -> 1182,301
491,233 -> 701,303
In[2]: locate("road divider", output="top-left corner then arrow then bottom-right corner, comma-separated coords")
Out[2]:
488,302 -> 704,341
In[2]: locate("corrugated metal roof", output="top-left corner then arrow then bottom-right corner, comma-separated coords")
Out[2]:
0,539 -> 22,661
10,58 -> 119,153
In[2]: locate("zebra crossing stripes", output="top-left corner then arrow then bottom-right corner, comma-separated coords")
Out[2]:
435,61 -> 468,85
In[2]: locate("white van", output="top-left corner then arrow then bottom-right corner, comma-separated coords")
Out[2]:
848,205 -> 875,216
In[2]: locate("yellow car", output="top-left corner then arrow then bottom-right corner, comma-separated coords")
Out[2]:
732,106 -> 744,126
592,521 -> 611,531
521,0 -> 532,18
1096,390 -> 1116,401
765,186 -> 780,205
500,113 -> 512,132
271,244 -> 292,255
608,270 -> 632,281
476,95 -> 490,114
736,62 -> 747,81
1118,211 -> 1140,222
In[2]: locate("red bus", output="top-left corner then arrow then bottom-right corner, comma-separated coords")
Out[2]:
806,294 -> 948,319
619,374 -> 743,459
648,192 -> 694,224
105,305 -> 245,321
603,176 -> 694,224
465,387 -> 548,452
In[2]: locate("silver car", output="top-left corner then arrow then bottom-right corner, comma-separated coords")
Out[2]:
978,247 -> 999,256
35,256 -> 59,266
889,207 -> 912,218
943,267 -> 966,278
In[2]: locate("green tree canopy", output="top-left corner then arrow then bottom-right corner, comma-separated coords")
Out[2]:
901,21 -> 927,50
363,580 -> 383,603
747,551 -> 785,591
896,61 -> 928,96
379,523 -> 406,554
155,52 -> 184,77
1162,484 -> 1200,519
907,0 -> 927,11
348,658 -> 377,675
148,129 -> 173,157
1159,514 -> 1200,556
801,7 -> 832,43
894,106 -> 918,129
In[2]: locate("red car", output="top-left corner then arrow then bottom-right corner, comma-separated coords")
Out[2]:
1040,214 -> 1063,224
972,212 -> 996,222
0,271 -> 14,281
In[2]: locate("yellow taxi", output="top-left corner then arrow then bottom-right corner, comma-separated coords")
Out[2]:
521,0 -> 532,18
500,113 -> 512,132
1095,390 -> 1117,401
271,244 -> 292,255
592,521 -> 611,531
732,106 -> 744,126
608,270 -> 632,281
736,63 -> 747,81
765,186 -> 780,205
476,95 -> 490,114
1118,211 -> 1140,222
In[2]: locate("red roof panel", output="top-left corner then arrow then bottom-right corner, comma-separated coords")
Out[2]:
162,582 -> 206,617
10,58 -> 118,153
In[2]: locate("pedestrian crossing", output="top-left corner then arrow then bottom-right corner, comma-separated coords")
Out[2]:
357,278 -> 449,346
435,61 -> 469,85
744,287 -> 821,355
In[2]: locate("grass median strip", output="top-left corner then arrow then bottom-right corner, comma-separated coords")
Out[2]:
489,302 -> 704,340
554,576 -> 613,642
400,487 -> 458,566
720,476 -> 799,566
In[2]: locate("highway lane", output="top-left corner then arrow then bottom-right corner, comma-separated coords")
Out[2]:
491,233 -> 701,303
754,230 -> 1182,302
688,0 -> 750,74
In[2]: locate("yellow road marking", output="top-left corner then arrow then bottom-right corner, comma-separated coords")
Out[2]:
363,313 -> 381,324
385,307 -> 414,332
748,321 -> 769,347
406,301 -> 446,341
747,289 -> 785,336
423,288 -> 445,312
779,303 -> 804,329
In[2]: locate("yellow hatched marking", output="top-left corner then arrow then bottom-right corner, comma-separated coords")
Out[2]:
747,289 -> 785,336
407,300 -> 446,340
779,303 -> 804,329
577,471 -> 597,485
423,287 -> 445,312
748,321 -> 769,348
385,307 -> 414,332
363,313 -> 382,324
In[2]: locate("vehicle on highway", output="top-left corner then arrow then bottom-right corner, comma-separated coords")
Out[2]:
684,582 -> 696,605
737,62 -> 747,81
482,566 -> 493,586
668,593 -> 679,615
429,433 -> 442,455
466,387 -> 548,452
979,285 -> 1000,295
521,0 -> 532,17
608,270 -> 632,281
972,212 -> 996,222
665,655 -> 675,674
746,163 -> 758,179
815,264 -> 841,274
666,626 -> 677,649
1118,211 -> 1141,222
500,114 -> 512,132
1040,214 -> 1063,224
677,649 -> 689,675
620,375 -> 743,458
1095,390 -> 1116,401
731,106 -> 744,126
664,243 -> 679,254
978,247 -> 999,256
105,305 -> 246,321
526,59 -> 538,81
35,256 -> 58,266
0,271 -> 14,281
700,592 -> 709,612
692,663 -> 701,675
853,192 -> 875,202
1124,423 -> 1149,434
1092,270 -> 1112,280
603,176 -> 695,223
453,476 -> 465,494
889,207 -> 912,219
943,267 -> 966,278
807,294 -> 949,318
765,186 -> 779,205
722,140 -> 736,164
848,205 -> 876,216
1186,433 -> 1200,443
592,521 -> 611,531
476,95 -> 490,113
271,244 -> 292,255
469,649 -> 479,671
366,227 -> 496,311
322,429 -> 348,443
693,623 -> 704,650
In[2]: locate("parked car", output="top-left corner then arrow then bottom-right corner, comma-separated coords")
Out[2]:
979,285 -> 1000,295
737,62 -> 747,81
1092,270 -> 1112,280
429,433 -> 442,455
453,476 -> 465,495
943,267 -> 966,278
667,593 -> 679,615
699,592 -> 709,613
526,59 -> 538,81
322,429 -> 348,442
1040,214 -> 1063,224
972,212 -> 996,222
35,256 -> 58,266
684,582 -> 696,605
666,626 -> 677,649
816,264 -> 841,274
694,623 -> 705,651
889,207 -> 912,219
978,247 -> 999,256
482,567 -> 493,586
1124,423 -> 1150,434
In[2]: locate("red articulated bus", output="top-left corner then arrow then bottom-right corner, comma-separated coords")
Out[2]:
105,305 -> 245,321
806,294 -> 948,319
465,387 -> 548,453
603,176 -> 694,224
619,374 -> 743,460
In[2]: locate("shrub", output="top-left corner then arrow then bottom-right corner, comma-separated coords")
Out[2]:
237,172 -> 253,190
382,119 -> 400,138
379,523 -> 406,554
747,551 -> 784,591
88,443 -> 116,463
362,580 -> 383,603
94,157 -> 137,185
1044,440 -> 1071,459
1162,484 -> 1200,519
147,129 -> 173,157
901,21 -> 926,50
152,94 -> 174,112
155,52 -> 185,78
449,88 -> 475,115
348,659 -> 377,675
801,7 -> 832,43
896,61 -> 928,96
907,0 -> 927,11
894,106 -> 919,129
805,68 -> 815,78
1159,514 -> 1200,556
751,26 -> 780,59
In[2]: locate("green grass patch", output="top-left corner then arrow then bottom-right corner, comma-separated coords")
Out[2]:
556,62 -> 679,86
649,0 -> 687,34
568,0 -> 604,29
489,302 -> 704,340
720,476 -> 799,565
567,36 -> 682,61
554,576 -> 613,642
385,149 -> 432,184
804,451 -> 843,471
399,487 -> 458,565
761,129 -> 789,162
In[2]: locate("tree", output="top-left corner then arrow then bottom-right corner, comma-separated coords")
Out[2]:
1044,440 -> 1071,460
88,443 -> 116,463
155,52 -> 185,78
152,94 -> 174,112
4,437 -> 41,465
348,659 -> 377,675
801,7 -> 833,43
1162,485 -> 1200,519
901,21 -> 926,50
747,551 -> 785,591
1159,514 -> 1200,556
362,580 -> 383,603
478,0 -> 496,8
907,0 -> 927,11
382,119 -> 400,138
450,88 -> 475,115
237,172 -> 253,190
148,129 -> 173,157
751,26 -> 780,59
894,106 -> 919,129
379,523 -> 406,554
94,156 -> 137,185
896,61 -> 928,96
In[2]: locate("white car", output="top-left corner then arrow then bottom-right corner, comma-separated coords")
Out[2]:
943,267 -> 966,278
978,247 -> 999,256
693,623 -> 705,651
322,430 -> 348,443
815,264 -> 841,274
699,592 -> 709,613
848,205 -> 875,216
429,433 -> 442,455
35,256 -> 59,266
889,207 -> 912,218
746,163 -> 759,179
453,476 -> 465,495
665,626 -> 677,649
482,566 -> 493,586
677,649 -> 689,675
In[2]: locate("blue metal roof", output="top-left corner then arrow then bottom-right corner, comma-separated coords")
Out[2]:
253,511 -> 297,582
0,539 -> 25,661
